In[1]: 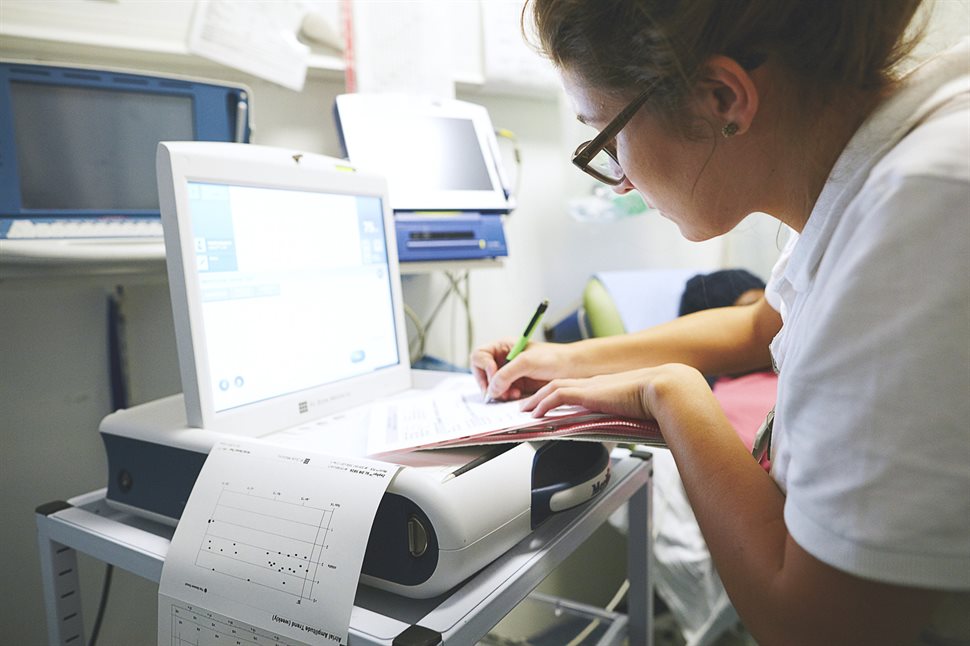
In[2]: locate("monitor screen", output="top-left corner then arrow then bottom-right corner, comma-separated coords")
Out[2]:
349,114 -> 493,193
186,181 -> 400,414
335,94 -> 510,213
11,82 -> 195,211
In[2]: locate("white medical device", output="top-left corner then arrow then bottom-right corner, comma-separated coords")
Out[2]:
100,142 -> 610,598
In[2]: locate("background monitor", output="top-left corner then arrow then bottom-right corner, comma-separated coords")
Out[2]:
0,62 -> 251,235
334,94 -> 511,214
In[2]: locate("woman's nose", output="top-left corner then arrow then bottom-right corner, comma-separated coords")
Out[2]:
612,177 -> 635,194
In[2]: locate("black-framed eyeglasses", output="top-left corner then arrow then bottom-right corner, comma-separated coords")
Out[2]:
571,83 -> 658,186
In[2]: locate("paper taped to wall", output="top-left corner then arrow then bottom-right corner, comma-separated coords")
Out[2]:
188,0 -> 310,91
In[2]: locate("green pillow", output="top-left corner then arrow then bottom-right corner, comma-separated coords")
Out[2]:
583,277 -> 626,337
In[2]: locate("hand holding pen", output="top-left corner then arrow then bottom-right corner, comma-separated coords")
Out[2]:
482,299 -> 548,402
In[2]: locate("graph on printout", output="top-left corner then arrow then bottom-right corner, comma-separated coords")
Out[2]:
170,602 -> 299,645
195,486 -> 337,604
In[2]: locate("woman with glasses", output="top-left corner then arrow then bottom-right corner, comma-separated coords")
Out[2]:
471,1 -> 969,643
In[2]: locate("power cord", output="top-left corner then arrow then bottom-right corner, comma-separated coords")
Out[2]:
564,578 -> 630,646
444,270 -> 473,362
479,634 -> 534,646
494,128 -> 522,214
107,286 -> 130,411
407,275 -> 454,362
91,286 -> 132,645
87,564 -> 114,646
481,577 -> 630,646
403,302 -> 427,364
404,270 -> 473,367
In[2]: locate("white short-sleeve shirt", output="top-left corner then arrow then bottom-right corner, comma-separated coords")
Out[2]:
764,39 -> 970,630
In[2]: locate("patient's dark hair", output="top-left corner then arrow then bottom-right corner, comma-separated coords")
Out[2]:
678,269 -> 765,317
525,0 -> 927,128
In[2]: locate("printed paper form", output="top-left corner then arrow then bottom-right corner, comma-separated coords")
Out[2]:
366,374 -> 580,455
158,441 -> 400,646
262,374 -> 530,480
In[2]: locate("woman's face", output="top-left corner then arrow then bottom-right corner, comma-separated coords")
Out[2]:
563,70 -> 756,242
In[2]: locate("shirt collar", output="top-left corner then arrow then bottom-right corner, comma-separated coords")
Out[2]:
785,39 -> 970,292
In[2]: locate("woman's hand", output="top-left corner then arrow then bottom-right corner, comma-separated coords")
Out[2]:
520,363 -> 714,423
470,339 -> 579,401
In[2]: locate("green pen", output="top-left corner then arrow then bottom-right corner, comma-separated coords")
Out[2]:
506,299 -> 549,361
483,299 -> 550,403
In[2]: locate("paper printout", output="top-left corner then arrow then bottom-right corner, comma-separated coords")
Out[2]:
158,441 -> 399,646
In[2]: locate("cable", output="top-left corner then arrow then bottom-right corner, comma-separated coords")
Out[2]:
417,278 -> 455,360
464,272 -> 473,360
482,576 -> 630,646
494,127 -> 523,214
444,270 -> 474,363
93,288 -> 127,643
405,271 -> 473,366
403,302 -> 426,364
479,634 -> 533,646
87,564 -> 114,646
107,286 -> 130,411
564,578 -> 630,646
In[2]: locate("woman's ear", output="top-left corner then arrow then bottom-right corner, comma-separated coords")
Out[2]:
694,55 -> 760,136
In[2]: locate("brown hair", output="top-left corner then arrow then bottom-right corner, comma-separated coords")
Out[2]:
527,0 -> 927,124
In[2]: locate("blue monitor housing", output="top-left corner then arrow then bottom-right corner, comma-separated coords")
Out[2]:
0,62 -> 251,239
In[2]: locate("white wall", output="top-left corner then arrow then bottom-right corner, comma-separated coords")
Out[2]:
1,2 -> 967,645
0,0 -> 776,368
0,279 -> 169,646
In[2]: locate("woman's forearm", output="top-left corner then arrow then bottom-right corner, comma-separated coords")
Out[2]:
572,297 -> 780,377
645,368 -> 941,645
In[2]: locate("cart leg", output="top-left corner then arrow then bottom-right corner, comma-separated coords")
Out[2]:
37,506 -> 85,646
626,467 -> 653,646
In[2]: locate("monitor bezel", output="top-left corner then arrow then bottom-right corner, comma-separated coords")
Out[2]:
334,93 -> 511,213
0,60 -> 251,219
157,141 -> 411,436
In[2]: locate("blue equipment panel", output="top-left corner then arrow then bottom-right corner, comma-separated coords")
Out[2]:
0,62 -> 250,238
394,212 -> 508,262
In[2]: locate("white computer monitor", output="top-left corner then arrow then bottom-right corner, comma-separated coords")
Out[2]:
156,141 -> 410,436
334,94 -> 511,213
